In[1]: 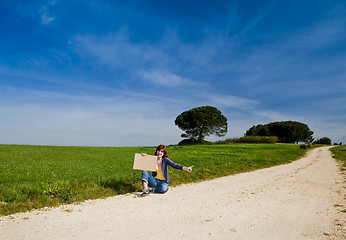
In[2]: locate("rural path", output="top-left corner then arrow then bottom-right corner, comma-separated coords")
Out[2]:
1,146 -> 345,239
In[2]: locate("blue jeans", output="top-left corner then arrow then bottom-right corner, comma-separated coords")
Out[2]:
141,171 -> 169,193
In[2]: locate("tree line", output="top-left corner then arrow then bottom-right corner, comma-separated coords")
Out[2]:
175,106 -> 333,144
245,121 -> 313,143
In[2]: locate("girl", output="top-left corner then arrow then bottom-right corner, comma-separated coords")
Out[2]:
141,144 -> 193,197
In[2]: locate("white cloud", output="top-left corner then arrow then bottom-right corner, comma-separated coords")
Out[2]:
207,94 -> 258,111
71,29 -> 164,70
39,1 -> 58,25
252,110 -> 293,122
141,71 -> 192,87
40,7 -> 54,24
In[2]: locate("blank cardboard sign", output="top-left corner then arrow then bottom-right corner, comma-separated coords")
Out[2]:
133,153 -> 157,171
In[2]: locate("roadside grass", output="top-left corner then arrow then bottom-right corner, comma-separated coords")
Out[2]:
331,145 -> 346,171
1,144 -> 307,216
331,145 -> 346,215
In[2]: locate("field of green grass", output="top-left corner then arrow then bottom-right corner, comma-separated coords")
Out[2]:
0,143 -> 308,216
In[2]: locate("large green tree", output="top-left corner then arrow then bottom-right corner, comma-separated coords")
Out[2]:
313,137 -> 331,145
175,106 -> 228,143
245,121 -> 314,143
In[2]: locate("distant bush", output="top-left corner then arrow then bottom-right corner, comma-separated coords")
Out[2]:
183,136 -> 278,145
300,144 -> 307,149
214,138 -> 238,144
334,142 -> 343,146
237,136 -> 278,144
220,136 -> 278,144
300,144 -> 311,149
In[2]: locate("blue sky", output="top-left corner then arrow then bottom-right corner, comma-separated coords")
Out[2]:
0,0 -> 345,146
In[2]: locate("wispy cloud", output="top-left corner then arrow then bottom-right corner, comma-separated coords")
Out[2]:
71,29 -> 217,90
252,110 -> 294,122
141,70 -> 193,87
71,29 -> 163,69
207,94 -> 258,111
232,1 -> 276,39
39,0 -> 58,25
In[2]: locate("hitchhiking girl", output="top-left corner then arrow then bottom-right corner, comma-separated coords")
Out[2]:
141,144 -> 193,197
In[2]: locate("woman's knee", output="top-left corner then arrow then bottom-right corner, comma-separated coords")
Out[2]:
141,171 -> 150,185
155,183 -> 169,193
162,184 -> 169,193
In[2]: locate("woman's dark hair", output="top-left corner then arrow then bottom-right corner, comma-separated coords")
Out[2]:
155,144 -> 168,158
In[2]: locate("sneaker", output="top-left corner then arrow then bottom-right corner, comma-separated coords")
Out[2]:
148,187 -> 155,192
141,189 -> 149,197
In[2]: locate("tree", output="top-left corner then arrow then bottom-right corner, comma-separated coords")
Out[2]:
175,106 -> 228,143
245,124 -> 270,136
245,121 -> 314,143
313,137 -> 331,145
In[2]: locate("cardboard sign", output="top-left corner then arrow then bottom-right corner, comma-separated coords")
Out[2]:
133,153 -> 157,171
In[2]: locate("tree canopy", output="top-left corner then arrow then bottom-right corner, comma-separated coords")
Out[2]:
245,121 -> 314,143
175,106 -> 228,143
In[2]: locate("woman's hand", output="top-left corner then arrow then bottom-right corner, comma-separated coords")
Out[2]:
183,166 -> 193,173
141,153 -> 147,156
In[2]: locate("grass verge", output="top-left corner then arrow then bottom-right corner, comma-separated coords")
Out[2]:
1,143 -> 307,216
330,145 -> 346,217
331,145 -> 346,171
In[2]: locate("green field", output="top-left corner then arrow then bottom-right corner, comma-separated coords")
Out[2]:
0,144 -> 308,215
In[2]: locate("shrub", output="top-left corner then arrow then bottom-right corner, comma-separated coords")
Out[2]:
214,138 -> 238,144
225,138 -> 238,143
232,136 -> 278,144
218,136 -> 278,144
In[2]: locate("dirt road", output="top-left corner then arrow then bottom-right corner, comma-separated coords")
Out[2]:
1,146 -> 345,239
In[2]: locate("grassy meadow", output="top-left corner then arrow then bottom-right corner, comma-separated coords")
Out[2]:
0,143 -> 308,216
